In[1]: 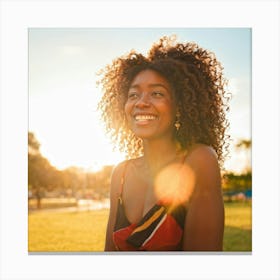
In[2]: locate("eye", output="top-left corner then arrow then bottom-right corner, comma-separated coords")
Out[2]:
127,92 -> 139,100
152,91 -> 164,97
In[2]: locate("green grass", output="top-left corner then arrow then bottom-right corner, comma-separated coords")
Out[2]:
223,201 -> 252,251
28,210 -> 108,252
28,201 -> 251,252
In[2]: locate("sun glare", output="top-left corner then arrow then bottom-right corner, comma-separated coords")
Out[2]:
30,86 -> 126,171
154,163 -> 195,206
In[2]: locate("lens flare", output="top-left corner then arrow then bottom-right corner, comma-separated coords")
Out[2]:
154,163 -> 195,206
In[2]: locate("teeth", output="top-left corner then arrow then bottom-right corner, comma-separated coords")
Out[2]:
135,115 -> 156,121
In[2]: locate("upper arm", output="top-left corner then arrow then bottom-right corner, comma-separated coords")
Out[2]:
183,146 -> 224,251
104,161 -> 126,251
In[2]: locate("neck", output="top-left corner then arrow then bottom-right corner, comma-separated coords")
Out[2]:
142,137 -> 181,175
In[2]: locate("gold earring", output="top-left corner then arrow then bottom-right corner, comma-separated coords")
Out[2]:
175,111 -> 181,131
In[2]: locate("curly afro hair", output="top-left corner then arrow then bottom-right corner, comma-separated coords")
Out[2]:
97,35 -> 231,166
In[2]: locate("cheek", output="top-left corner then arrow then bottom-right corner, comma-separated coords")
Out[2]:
124,102 -> 132,119
160,101 -> 176,121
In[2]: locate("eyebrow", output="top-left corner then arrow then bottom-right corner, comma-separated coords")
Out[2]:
129,83 -> 170,91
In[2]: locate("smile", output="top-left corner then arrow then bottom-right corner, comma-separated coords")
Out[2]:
134,114 -> 157,121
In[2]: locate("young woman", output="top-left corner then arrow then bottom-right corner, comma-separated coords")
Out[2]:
98,36 -> 230,251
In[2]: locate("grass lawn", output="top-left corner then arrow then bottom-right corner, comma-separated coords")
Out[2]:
28,209 -> 108,252
28,201 -> 251,252
223,201 -> 252,251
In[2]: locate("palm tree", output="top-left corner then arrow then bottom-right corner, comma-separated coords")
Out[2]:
235,139 -> 252,173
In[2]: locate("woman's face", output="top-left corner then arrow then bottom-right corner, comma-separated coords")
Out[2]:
124,69 -> 176,141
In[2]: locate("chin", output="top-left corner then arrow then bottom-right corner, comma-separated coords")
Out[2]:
133,131 -> 167,141
131,125 -> 173,141
133,132 -> 155,140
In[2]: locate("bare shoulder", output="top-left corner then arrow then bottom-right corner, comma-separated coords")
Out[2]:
186,143 -> 218,163
185,144 -> 221,192
110,160 -> 129,194
186,144 -> 219,170
111,160 -> 128,178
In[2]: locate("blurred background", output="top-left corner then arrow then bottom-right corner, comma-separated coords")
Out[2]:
28,28 -> 251,252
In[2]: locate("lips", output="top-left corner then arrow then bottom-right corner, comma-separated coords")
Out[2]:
133,113 -> 158,124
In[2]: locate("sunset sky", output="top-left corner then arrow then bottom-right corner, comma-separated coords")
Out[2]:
29,28 -> 251,173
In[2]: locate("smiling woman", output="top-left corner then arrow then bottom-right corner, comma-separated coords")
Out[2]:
98,35 -> 230,251
125,70 -> 175,140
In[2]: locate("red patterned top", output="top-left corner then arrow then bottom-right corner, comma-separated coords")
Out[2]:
113,160 -> 187,251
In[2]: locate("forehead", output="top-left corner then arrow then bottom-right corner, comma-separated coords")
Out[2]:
130,69 -> 171,90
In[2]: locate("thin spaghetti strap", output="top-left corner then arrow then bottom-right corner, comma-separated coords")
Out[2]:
181,150 -> 188,164
119,160 -> 130,203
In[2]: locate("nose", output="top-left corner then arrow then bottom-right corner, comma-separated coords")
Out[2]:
135,93 -> 150,108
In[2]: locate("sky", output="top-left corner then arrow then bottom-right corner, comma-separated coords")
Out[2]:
28,28 -> 251,173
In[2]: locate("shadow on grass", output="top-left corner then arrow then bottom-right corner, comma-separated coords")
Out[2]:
223,226 -> 252,252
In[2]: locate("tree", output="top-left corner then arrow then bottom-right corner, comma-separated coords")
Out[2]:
235,138 -> 252,173
222,172 -> 252,192
28,132 -> 40,153
236,139 -> 251,150
94,165 -> 113,198
28,132 -> 58,208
